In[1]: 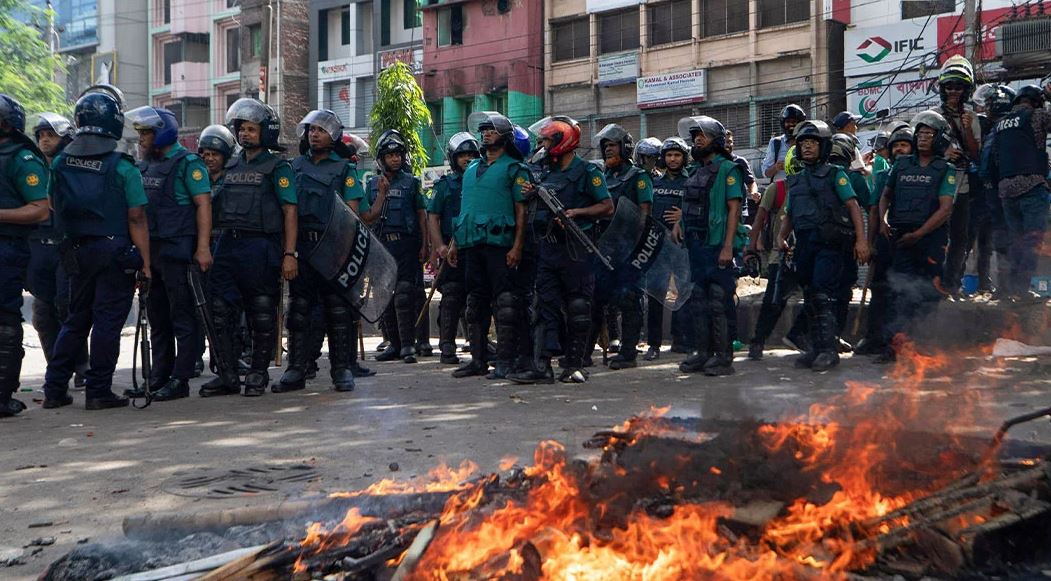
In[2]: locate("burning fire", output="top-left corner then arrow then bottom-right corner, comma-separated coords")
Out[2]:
329,460 -> 479,499
299,342 -> 998,579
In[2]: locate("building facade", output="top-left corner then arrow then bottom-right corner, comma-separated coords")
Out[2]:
543,0 -> 831,159
419,0 -> 544,164
309,0 -> 377,138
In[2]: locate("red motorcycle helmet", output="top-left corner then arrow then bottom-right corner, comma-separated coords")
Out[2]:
529,115 -> 580,158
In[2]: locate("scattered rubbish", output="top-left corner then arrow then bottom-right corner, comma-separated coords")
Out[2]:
993,338 -> 1051,357
388,463 -> 400,472
509,394 -> 528,404
26,537 -> 55,547
28,522 -> 53,529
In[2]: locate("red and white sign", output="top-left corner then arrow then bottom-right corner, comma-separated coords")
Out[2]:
936,8 -> 1011,64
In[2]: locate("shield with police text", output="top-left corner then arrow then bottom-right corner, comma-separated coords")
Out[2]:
597,198 -> 692,310
303,193 -> 396,323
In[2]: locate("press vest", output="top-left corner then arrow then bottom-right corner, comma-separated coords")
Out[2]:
651,171 -> 687,229
994,108 -> 1049,180
0,149 -> 35,238
435,173 -> 462,240
53,151 -> 129,237
291,155 -> 346,232
786,164 -> 845,232
888,156 -> 948,228
535,158 -> 591,230
682,161 -> 717,235
214,155 -> 283,234
140,150 -> 197,240
368,170 -> 419,235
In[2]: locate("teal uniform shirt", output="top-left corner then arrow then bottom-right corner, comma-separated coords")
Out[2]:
93,158 -> 149,208
240,150 -> 297,205
832,163 -> 873,209
428,172 -> 458,215
162,143 -> 211,205
1,143 -> 50,204
454,152 -> 529,248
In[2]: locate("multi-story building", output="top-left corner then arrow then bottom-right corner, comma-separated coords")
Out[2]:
419,0 -> 544,164
309,1 -> 377,138
543,0 -> 830,158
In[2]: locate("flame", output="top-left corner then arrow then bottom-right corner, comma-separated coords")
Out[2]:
329,460 -> 479,499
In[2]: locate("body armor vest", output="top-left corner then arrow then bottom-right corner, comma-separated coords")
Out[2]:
53,151 -> 129,237
291,155 -> 345,232
369,170 -> 419,235
214,155 -> 283,234
888,156 -> 948,228
682,161 -> 718,234
534,159 -> 591,230
994,108 -> 1049,180
786,164 -> 845,232
437,173 -> 462,240
652,172 -> 687,229
140,150 -> 196,239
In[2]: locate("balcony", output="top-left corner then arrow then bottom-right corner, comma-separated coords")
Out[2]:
170,0 -> 210,35
170,61 -> 211,99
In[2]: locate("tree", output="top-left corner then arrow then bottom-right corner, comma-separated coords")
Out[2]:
369,61 -> 432,176
0,0 -> 69,116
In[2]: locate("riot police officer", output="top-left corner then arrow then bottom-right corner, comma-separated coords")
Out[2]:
127,106 -> 213,401
633,137 -> 662,175
201,98 -> 298,397
42,88 -> 153,410
774,120 -> 869,372
198,124 -> 237,184
876,111 -> 957,361
828,133 -> 873,348
673,116 -> 745,377
26,112 -> 85,385
589,124 -> 652,369
645,137 -> 691,361
447,112 -> 529,379
509,116 -> 613,384
274,109 -> 361,393
428,132 -> 480,365
361,130 -> 427,364
0,95 -> 51,417
990,85 -> 1050,303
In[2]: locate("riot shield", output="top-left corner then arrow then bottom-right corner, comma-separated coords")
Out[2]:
303,193 -> 397,323
597,198 -> 692,311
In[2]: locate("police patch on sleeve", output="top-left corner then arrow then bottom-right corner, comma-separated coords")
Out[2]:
516,176 -> 526,186
278,177 -> 290,188
947,174 -> 956,185
591,176 -> 602,187
637,179 -> 646,190
345,176 -> 356,187
838,176 -> 849,186
726,175 -> 737,186
26,174 -> 40,187
191,169 -> 204,181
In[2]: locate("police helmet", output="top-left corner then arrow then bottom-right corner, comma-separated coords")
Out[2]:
780,104 -> 807,133
938,55 -> 975,102
343,134 -> 369,159
468,111 -> 514,139
658,136 -> 689,165
870,131 -> 890,153
511,125 -> 531,160
73,91 -> 124,140
297,109 -> 344,142
31,112 -> 74,141
829,133 -> 858,167
528,115 -> 581,160
792,120 -> 833,164
592,123 -> 635,163
198,124 -> 237,159
446,131 -> 480,165
1013,85 -> 1046,108
0,94 -> 26,134
226,97 -> 282,150
633,137 -> 662,165
985,85 -> 1017,116
676,116 -> 726,149
375,129 -> 408,170
910,110 -> 952,156
127,106 -> 180,148
887,125 -> 914,152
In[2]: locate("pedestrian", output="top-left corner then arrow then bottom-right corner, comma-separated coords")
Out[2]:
590,124 -> 652,370
645,137 -> 691,361
361,130 -> 428,364
446,112 -> 528,379
0,95 -> 51,418
827,133 -> 873,350
42,87 -> 152,410
936,56 -> 982,297
427,132 -> 479,365
763,105 -> 807,183
876,111 -> 957,362
989,85 -> 1050,303
26,112 -> 87,387
774,120 -> 870,372
509,116 -> 612,384
673,116 -> 745,376
275,109 -> 363,394
126,106 -> 213,401
200,98 -> 298,397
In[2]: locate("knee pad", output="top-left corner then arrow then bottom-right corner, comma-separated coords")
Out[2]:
441,281 -> 465,300
210,298 -> 236,328
615,289 -> 641,312
495,291 -> 518,326
323,293 -> 352,323
566,296 -> 592,334
286,296 -> 312,332
247,295 -> 276,328
394,281 -> 415,309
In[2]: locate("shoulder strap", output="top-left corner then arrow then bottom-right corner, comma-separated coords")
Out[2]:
774,179 -> 787,209
773,137 -> 782,161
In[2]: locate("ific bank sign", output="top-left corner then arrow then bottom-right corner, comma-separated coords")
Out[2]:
844,20 -> 938,77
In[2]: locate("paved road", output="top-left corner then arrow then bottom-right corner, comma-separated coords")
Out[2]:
1,320 -> 1049,579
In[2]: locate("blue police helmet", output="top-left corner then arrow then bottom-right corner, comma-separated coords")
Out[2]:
511,125 -> 531,160
74,91 -> 124,140
128,106 -> 180,148
0,94 -> 27,134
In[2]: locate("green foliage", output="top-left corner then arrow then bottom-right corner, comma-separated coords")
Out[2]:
0,0 -> 69,116
369,61 -> 431,176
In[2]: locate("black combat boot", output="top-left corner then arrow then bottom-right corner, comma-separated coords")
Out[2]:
452,321 -> 489,377
274,330 -> 309,393
152,378 -> 190,401
326,302 -> 356,392
0,324 -> 26,418
200,300 -> 241,397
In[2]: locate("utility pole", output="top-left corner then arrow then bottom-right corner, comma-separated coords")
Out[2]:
963,0 -> 977,63
46,0 -> 56,54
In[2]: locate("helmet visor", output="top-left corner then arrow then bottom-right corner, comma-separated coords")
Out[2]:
126,106 -> 165,131
225,98 -> 271,125
448,131 -> 478,154
297,110 -> 343,140
591,124 -> 629,149
676,117 -> 702,141
28,112 -> 73,138
468,111 -> 510,134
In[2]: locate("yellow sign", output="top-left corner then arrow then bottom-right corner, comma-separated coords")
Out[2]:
278,177 -> 290,188
191,169 -> 204,181
345,177 -> 356,187
26,174 -> 39,187
591,176 -> 602,187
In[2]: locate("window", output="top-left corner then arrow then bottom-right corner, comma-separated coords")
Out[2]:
341,8 -> 351,45
759,0 -> 810,28
226,92 -> 240,112
163,0 -> 171,24
553,17 -> 589,62
759,98 -> 806,144
901,0 -> 955,19
599,9 -> 640,54
404,0 -> 420,29
356,3 -> 373,55
437,6 -> 464,46
648,0 -> 691,46
355,76 -> 375,128
163,40 -> 181,85
226,0 -> 240,8
702,0 -> 748,37
490,92 -> 506,116
429,101 -> 444,136
497,0 -> 509,14
225,27 -> 240,73
318,9 -> 329,60
249,23 -> 262,58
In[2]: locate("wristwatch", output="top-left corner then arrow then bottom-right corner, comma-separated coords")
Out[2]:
284,251 -> 299,259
